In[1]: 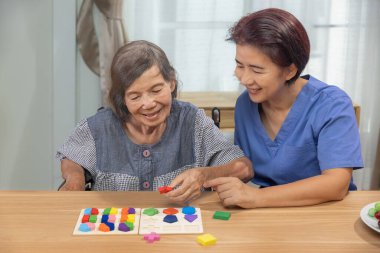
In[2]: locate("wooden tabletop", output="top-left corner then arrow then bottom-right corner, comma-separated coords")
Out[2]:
0,191 -> 379,253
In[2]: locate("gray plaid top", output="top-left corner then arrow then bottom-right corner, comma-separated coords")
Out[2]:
57,100 -> 244,191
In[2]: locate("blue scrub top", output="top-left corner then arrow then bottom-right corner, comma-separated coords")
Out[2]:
234,75 -> 363,190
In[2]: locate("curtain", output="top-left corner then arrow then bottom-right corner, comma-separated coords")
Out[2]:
77,0 -> 127,105
345,0 -> 380,190
321,0 -> 380,190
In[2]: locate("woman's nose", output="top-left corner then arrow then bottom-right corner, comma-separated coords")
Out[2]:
239,70 -> 254,86
141,95 -> 156,109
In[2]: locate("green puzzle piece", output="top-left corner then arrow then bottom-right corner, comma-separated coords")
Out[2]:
213,211 -> 231,220
143,208 -> 159,216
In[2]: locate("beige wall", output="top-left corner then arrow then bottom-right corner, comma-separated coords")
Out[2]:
0,0 -> 81,189
0,0 -> 54,189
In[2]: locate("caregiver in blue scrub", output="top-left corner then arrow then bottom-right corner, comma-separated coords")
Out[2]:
204,8 -> 363,208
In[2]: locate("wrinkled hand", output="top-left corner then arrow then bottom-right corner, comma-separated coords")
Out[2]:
166,168 -> 206,204
203,177 -> 256,208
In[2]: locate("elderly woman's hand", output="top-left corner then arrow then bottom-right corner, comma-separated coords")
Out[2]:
165,168 -> 207,204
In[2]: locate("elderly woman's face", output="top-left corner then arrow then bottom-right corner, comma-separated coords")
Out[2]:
124,65 -> 175,128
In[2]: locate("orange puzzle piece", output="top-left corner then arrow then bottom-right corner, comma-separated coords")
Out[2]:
163,207 -> 179,215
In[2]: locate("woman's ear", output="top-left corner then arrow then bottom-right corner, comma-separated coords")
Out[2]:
285,63 -> 298,81
170,80 -> 176,92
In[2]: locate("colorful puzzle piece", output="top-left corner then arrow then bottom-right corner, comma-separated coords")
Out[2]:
184,214 -> 198,222
89,215 -> 97,223
213,211 -> 231,220
143,208 -> 159,216
121,207 -> 135,214
163,207 -> 179,215
197,233 -> 217,246
163,215 -> 178,223
118,222 -> 130,232
83,207 -> 99,215
99,222 -> 115,232
79,222 -> 95,232
143,232 -> 160,243
158,186 -> 173,194
182,206 -> 196,215
82,215 -> 90,223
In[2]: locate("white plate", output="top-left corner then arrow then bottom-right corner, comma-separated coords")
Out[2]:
360,202 -> 380,233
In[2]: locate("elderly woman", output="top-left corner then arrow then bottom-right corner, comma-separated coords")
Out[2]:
57,40 -> 252,203
205,8 -> 363,208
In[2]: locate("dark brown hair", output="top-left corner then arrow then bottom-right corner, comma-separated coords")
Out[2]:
109,40 -> 178,123
228,8 -> 310,85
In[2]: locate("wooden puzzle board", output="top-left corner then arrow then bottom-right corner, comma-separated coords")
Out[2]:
73,207 -> 203,235
139,208 -> 203,235
73,208 -> 141,235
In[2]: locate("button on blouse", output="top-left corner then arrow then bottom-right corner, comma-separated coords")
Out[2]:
143,181 -> 150,189
143,150 -> 150,158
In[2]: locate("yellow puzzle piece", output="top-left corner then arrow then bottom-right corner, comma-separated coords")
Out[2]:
197,233 -> 217,246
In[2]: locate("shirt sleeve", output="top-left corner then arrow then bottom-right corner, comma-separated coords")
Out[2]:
193,109 -> 245,167
56,119 -> 97,171
316,95 -> 363,170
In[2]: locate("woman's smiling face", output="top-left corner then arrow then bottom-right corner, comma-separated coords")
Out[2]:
124,65 -> 175,129
234,44 -> 295,104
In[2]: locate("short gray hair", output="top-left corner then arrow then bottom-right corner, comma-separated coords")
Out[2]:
109,40 -> 178,123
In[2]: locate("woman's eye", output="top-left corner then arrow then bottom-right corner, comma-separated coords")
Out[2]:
152,89 -> 162,93
130,96 -> 139,101
251,68 -> 263,74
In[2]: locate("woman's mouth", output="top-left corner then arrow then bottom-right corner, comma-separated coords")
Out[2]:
248,87 -> 262,95
142,110 -> 160,119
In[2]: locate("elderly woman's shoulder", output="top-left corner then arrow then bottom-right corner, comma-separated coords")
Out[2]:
172,99 -> 199,112
87,107 -> 118,125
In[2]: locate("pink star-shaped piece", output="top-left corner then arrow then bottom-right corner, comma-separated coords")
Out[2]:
143,232 -> 160,243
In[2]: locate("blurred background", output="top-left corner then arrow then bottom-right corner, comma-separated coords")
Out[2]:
0,0 -> 379,190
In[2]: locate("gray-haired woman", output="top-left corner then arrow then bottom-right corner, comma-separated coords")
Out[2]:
57,40 -> 252,203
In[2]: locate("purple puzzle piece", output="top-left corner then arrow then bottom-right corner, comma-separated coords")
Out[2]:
118,222 -> 131,232
184,214 -> 198,222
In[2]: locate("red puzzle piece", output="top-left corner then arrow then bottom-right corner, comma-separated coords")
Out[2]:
158,186 -> 173,194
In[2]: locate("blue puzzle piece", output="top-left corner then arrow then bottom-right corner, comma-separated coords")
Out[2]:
104,221 -> 115,231
79,223 -> 91,232
83,208 -> 92,215
182,206 -> 196,215
163,214 -> 178,223
101,215 -> 109,223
